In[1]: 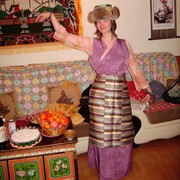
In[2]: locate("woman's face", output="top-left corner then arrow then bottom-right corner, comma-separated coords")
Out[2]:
96,19 -> 112,34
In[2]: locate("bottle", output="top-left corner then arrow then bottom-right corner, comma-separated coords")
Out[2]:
0,116 -> 6,150
3,116 -> 10,141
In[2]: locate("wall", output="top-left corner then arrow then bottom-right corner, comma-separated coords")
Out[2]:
0,0 -> 180,67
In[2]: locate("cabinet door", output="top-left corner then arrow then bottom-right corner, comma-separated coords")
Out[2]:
8,156 -> 45,180
0,161 -> 9,180
44,152 -> 75,180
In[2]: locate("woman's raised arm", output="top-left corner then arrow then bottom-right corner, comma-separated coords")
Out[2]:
35,12 -> 93,55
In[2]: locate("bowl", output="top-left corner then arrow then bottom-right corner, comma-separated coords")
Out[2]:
64,129 -> 76,141
42,125 -> 68,137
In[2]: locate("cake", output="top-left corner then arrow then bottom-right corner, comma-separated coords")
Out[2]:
10,127 -> 41,149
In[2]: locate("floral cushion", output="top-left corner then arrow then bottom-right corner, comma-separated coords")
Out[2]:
0,92 -> 18,119
47,81 -> 81,106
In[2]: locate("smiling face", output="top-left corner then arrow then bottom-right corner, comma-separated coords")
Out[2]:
96,19 -> 112,35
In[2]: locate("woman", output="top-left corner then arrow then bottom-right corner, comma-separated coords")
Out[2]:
36,4 -> 152,180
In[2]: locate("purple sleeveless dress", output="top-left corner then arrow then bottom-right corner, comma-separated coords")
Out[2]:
88,38 -> 134,180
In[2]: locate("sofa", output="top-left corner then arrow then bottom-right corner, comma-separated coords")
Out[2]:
0,52 -> 179,154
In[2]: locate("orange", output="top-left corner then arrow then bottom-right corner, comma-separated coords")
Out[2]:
52,115 -> 57,120
48,110 -> 53,114
45,124 -> 50,129
56,118 -> 61,123
61,116 -> 69,126
48,117 -> 54,122
40,113 -> 47,121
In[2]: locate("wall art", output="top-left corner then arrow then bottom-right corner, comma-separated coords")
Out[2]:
0,0 -> 83,46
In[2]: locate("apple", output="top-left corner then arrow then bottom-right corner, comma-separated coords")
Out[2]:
58,124 -> 63,129
50,121 -> 59,128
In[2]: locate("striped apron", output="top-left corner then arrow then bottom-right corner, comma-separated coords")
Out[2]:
88,74 -> 135,148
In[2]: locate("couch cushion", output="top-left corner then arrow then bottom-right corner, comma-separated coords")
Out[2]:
0,92 -> 18,120
47,81 -> 81,106
144,100 -> 180,124
149,80 -> 165,101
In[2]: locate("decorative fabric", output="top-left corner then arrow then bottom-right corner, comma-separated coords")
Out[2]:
0,0 -> 83,47
127,81 -> 146,101
149,80 -> 165,101
126,52 -> 179,87
89,75 -> 134,148
0,60 -> 96,116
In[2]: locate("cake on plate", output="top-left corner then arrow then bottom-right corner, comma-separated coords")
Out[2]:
10,127 -> 42,149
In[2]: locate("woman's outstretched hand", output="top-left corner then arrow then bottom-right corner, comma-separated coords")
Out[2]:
141,94 -> 154,104
35,12 -> 51,22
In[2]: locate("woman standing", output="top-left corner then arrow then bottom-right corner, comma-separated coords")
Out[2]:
36,4 -> 152,180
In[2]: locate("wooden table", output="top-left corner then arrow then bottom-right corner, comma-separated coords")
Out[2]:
0,133 -> 78,180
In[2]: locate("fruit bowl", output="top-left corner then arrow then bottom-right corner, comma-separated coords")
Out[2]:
42,125 -> 68,137
39,110 -> 70,137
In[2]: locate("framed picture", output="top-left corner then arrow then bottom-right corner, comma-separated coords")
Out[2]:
149,0 -> 179,39
152,0 -> 175,30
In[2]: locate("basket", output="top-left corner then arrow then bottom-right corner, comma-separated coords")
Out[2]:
42,125 -> 68,137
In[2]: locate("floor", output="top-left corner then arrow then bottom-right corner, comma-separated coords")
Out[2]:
77,135 -> 180,180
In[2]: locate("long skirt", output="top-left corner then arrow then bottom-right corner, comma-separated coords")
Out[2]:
88,74 -> 134,180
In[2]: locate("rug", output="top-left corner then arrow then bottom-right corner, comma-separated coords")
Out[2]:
0,0 -> 83,46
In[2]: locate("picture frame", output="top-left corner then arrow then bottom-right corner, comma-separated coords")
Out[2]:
152,0 -> 175,30
149,0 -> 179,40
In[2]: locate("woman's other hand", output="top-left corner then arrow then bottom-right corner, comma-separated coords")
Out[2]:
141,94 -> 154,104
35,12 -> 51,23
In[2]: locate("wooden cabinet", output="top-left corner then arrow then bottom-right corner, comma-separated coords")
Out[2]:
8,156 -> 45,180
44,153 -> 75,179
0,135 -> 78,180
0,161 -> 9,180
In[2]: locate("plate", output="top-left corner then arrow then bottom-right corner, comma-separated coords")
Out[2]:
10,136 -> 42,149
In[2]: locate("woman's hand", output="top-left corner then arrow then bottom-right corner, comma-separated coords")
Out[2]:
141,94 -> 154,104
35,12 -> 51,23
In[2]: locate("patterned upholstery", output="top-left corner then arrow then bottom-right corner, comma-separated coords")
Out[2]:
0,52 -> 179,117
0,60 -> 96,116
126,52 -> 179,86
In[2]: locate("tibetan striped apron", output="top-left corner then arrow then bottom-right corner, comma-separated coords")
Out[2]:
88,74 -> 135,148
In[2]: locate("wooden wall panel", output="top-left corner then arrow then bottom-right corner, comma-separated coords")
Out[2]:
176,56 -> 180,71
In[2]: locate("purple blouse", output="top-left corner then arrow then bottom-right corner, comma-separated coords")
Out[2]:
89,38 -> 130,76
